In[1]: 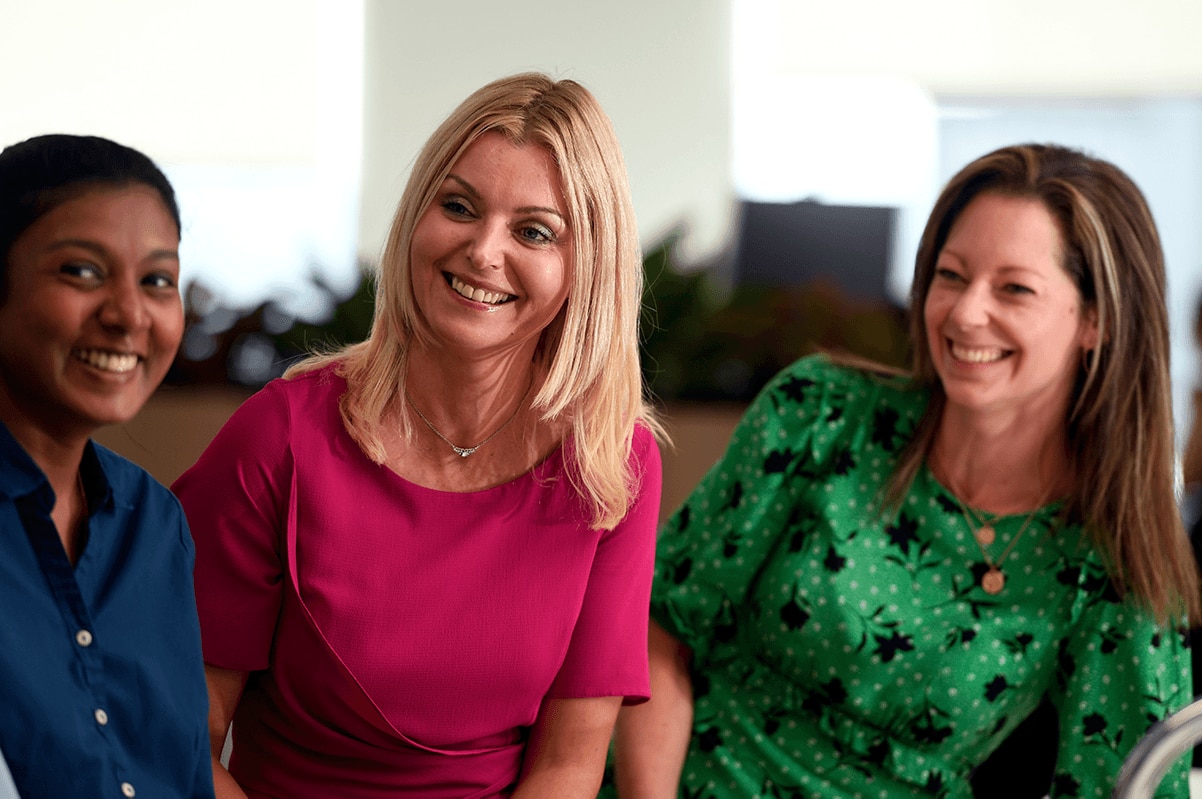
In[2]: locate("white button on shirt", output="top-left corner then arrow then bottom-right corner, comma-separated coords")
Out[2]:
75,629 -> 93,647
120,781 -> 135,797
93,708 -> 108,726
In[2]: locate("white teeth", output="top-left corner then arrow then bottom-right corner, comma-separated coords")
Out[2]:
450,275 -> 513,305
950,343 -> 1006,364
75,349 -> 139,373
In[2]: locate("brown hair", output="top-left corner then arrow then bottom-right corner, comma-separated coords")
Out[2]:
889,143 -> 1198,623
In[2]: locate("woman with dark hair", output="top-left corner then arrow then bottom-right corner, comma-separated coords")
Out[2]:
0,134 -> 213,796
614,143 -> 1197,798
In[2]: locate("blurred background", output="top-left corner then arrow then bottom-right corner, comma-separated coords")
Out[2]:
4,0 -> 1202,516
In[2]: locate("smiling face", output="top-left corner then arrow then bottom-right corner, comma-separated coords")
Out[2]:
0,185 -> 183,442
409,131 -> 573,363
923,192 -> 1099,424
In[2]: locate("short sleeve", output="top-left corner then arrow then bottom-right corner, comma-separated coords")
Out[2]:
547,425 -> 662,705
172,380 -> 294,672
650,355 -> 853,667
1049,591 -> 1192,798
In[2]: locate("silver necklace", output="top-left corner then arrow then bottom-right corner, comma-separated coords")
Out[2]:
405,379 -> 532,458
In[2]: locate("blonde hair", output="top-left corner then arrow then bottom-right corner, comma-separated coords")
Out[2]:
884,143 -> 1198,623
288,73 -> 661,530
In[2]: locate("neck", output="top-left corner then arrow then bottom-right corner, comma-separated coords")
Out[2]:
403,346 -> 538,448
1,420 -> 89,565
929,405 -> 1071,514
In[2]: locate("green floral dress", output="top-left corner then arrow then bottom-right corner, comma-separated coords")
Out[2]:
651,354 -> 1191,798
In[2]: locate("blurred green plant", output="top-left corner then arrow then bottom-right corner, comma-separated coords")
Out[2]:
640,236 -> 910,404
175,238 -> 910,399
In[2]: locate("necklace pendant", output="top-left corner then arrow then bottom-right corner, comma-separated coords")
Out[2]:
975,524 -> 996,547
452,446 -> 476,458
981,568 -> 1005,595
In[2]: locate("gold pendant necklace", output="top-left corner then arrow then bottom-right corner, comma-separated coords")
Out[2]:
953,493 -> 1046,595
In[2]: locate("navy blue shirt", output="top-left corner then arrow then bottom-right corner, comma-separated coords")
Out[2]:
0,422 -> 213,798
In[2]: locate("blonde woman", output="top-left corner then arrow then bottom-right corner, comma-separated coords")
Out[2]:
175,73 -> 663,798
615,144 -> 1198,798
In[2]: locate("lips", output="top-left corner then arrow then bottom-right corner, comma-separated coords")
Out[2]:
949,341 -> 1008,364
447,274 -> 515,306
73,348 -> 140,374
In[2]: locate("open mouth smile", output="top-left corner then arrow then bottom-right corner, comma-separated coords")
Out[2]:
73,348 -> 140,374
446,273 -> 516,306
949,341 -> 1009,364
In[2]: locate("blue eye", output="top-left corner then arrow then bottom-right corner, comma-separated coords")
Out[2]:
441,197 -> 473,217
519,223 -> 555,244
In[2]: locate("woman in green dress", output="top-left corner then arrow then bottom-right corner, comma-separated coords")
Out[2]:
613,143 -> 1199,798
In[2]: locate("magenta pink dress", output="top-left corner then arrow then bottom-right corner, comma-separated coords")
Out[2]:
173,367 -> 661,798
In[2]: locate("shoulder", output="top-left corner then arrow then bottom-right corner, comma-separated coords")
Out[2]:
232,363 -> 346,429
756,353 -> 924,423
91,442 -> 188,529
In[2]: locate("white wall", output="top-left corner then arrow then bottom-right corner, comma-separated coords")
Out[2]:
358,0 -> 734,266
0,0 -> 321,164
759,0 -> 1202,95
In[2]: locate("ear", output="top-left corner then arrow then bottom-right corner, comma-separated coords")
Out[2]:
1080,306 -> 1101,351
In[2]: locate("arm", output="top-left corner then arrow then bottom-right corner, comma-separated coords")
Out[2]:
512,695 -> 623,798
205,664 -> 250,799
612,619 -> 694,798
1049,584 -> 1192,798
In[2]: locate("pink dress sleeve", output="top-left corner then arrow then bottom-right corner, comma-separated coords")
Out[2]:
547,425 -> 662,705
172,380 -> 294,672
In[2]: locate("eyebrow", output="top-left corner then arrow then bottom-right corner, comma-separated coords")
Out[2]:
47,238 -> 180,262
446,174 -> 567,222
938,250 -> 1044,276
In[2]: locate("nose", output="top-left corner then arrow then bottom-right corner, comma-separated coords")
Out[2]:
466,220 -> 508,270
98,277 -> 148,333
946,280 -> 992,329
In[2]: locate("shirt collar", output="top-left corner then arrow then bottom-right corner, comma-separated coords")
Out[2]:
0,420 -> 114,511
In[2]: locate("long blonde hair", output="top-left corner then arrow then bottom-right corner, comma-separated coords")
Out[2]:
288,73 -> 661,530
888,143 -> 1198,624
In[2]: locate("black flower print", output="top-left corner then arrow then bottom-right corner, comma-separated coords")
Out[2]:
697,724 -> 724,752
1099,627 -> 1125,655
1051,772 -> 1082,796
885,513 -> 920,555
668,556 -> 693,585
945,627 -> 977,648
764,448 -> 798,475
935,493 -> 960,515
714,603 -> 738,643
910,700 -> 954,745
776,374 -> 816,403
871,406 -> 905,452
785,505 -> 820,554
1003,632 -> 1034,657
830,447 -> 856,477
1056,563 -> 1081,588
984,675 -> 1010,702
822,544 -> 847,573
801,677 -> 849,716
780,583 -> 811,631
1082,712 -> 1123,750
726,481 -> 743,511
873,629 -> 915,663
